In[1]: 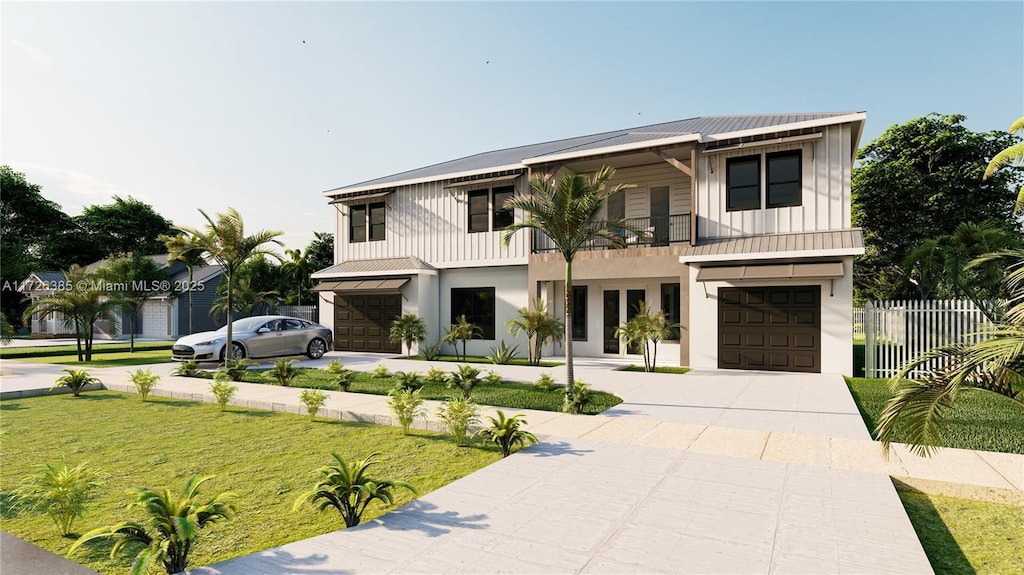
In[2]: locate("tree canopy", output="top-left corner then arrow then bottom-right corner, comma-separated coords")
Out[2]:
305,232 -> 334,273
852,114 -> 1023,300
77,195 -> 175,257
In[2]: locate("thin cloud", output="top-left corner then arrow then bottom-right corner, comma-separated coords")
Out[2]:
10,162 -> 149,214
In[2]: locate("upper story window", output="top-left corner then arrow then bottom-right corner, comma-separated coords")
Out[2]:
766,150 -> 802,208
726,156 -> 761,211
468,185 -> 515,233
350,201 -> 386,243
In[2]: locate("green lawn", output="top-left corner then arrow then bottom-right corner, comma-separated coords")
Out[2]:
400,355 -> 563,367
222,368 -> 622,414
620,365 -> 691,375
845,377 -> 1024,454
0,341 -> 173,359
900,491 -> 1024,574
5,349 -> 172,367
0,391 -> 501,575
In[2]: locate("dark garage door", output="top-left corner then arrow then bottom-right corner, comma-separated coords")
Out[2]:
334,294 -> 402,353
718,286 -> 820,373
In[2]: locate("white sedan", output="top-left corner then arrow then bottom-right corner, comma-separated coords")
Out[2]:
172,315 -> 333,362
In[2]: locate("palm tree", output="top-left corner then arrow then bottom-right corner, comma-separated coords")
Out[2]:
501,166 -> 640,401
23,266 -> 118,361
444,315 -> 480,361
983,116 -> 1024,215
178,208 -> 282,361
70,475 -> 236,575
389,313 -> 427,357
877,249 -> 1024,456
292,453 -> 414,528
505,298 -> 564,365
162,232 -> 208,335
475,410 -> 538,457
902,220 -> 1020,301
281,248 -> 311,306
210,276 -> 279,320
614,301 -> 678,372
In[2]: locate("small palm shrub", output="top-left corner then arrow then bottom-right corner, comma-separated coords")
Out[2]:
299,389 -> 327,422
425,366 -> 450,386
129,368 -> 160,401
326,360 -> 344,374
444,315 -> 481,361
267,358 -> 300,386
533,373 -> 558,390
482,370 -> 504,386
223,358 -> 251,381
71,475 -> 236,575
389,313 -> 427,357
419,340 -> 444,361
293,453 -> 414,528
448,364 -> 481,400
334,368 -> 357,392
392,371 -> 424,392
388,389 -> 426,435
209,374 -> 238,411
476,410 -> 538,457
436,397 -> 480,446
51,369 -> 100,397
371,365 -> 391,379
172,360 -> 202,377
563,380 -> 593,414
15,457 -> 105,536
487,341 -> 520,365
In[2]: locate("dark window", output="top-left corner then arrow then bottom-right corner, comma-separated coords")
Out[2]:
767,150 -> 802,208
726,155 -> 761,211
451,287 -> 495,339
572,285 -> 587,340
369,202 -> 386,241
607,192 -> 625,221
661,283 -> 681,341
468,189 -> 489,233
350,205 -> 367,243
492,186 -> 514,230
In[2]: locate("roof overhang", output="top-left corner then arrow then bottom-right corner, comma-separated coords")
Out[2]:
700,112 -> 867,145
311,267 -> 437,279
311,278 -> 409,294
521,134 -> 701,166
328,190 -> 395,205
323,163 -> 525,198
681,246 -> 863,264
444,173 -> 522,189
696,261 -> 845,282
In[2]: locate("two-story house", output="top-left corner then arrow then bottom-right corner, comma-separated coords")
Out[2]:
313,112 -> 865,375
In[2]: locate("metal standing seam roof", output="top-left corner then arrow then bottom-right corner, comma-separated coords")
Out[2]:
325,113 -> 862,194
678,229 -> 864,262
312,256 -> 437,278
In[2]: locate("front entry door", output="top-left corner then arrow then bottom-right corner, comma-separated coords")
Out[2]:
603,290 -> 620,354
626,289 -> 646,354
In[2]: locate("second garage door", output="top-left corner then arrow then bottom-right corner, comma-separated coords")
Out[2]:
718,286 -> 821,373
334,294 -> 402,353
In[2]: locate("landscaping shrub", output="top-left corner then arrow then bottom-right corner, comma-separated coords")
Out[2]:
299,389 -> 327,422
292,453 -> 414,528
334,368 -> 357,392
487,341 -> 520,365
448,364 -> 481,400
222,358 -> 251,382
424,366 -> 450,386
172,360 -> 202,377
482,370 -> 504,386
15,457 -> 105,536
392,371 -> 424,392
267,359 -> 300,387
476,410 -> 538,457
418,340 -> 443,361
51,369 -> 100,397
209,374 -> 238,411
388,389 -> 426,435
563,380 -> 593,414
389,313 -> 427,358
371,365 -> 391,379
436,397 -> 480,446
533,373 -> 558,390
129,368 -> 160,401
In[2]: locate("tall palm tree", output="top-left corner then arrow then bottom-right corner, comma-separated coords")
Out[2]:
70,475 -> 236,575
23,266 -> 118,361
501,166 -> 639,401
178,208 -> 282,362
162,232 -> 208,335
983,116 -> 1024,215
281,248 -> 311,306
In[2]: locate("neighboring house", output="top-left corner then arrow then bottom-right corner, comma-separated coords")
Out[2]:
19,255 -> 226,339
314,112 -> 866,374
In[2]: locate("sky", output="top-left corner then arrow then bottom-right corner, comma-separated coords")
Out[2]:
3,1 -> 1022,255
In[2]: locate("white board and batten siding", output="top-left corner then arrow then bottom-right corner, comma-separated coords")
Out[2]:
604,162 -> 693,220
335,176 -> 530,268
699,123 -> 853,239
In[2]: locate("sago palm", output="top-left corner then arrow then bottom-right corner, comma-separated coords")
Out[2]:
70,475 -> 237,575
389,313 -> 427,357
505,298 -> 564,365
162,232 -> 208,334
502,166 -> 640,402
983,116 -> 1024,215
476,410 -> 538,457
293,453 -> 414,527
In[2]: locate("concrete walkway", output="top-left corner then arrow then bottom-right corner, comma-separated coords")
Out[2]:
3,353 -> 1022,574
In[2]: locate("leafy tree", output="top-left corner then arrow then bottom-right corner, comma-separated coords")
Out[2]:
94,254 -> 171,352
70,475 -> 237,575
852,114 -> 1022,300
76,195 -> 175,258
505,298 -> 564,365
984,116 -> 1024,214
444,315 -> 480,361
292,453 -> 414,528
162,232 -> 207,334
305,231 -> 335,272
389,313 -> 427,357
281,248 -> 312,306
475,410 -> 538,457
901,220 -> 1020,300
179,208 -> 283,358
501,166 -> 639,402
23,266 -> 118,361
15,457 -> 105,536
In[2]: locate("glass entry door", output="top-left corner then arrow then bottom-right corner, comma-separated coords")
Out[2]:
603,290 -> 620,353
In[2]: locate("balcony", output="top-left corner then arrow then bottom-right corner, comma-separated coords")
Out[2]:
532,213 -> 691,253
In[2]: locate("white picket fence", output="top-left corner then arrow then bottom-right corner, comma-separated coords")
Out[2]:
279,305 -> 317,322
863,299 -> 994,379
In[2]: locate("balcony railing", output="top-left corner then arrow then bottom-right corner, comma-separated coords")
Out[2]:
533,213 -> 691,253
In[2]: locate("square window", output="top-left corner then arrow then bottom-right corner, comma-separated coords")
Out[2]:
726,155 -> 761,211
767,150 -> 802,208
450,287 -> 496,340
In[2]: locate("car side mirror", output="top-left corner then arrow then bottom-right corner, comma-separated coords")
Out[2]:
256,327 -> 268,334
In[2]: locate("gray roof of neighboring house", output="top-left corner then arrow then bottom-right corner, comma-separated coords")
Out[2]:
679,230 -> 864,262
169,264 -> 224,284
312,256 -> 436,278
327,113 -> 862,194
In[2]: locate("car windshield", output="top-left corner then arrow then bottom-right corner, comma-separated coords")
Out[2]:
213,317 -> 274,334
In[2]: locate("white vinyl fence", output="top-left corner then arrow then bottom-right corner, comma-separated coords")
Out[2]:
279,305 -> 317,322
863,299 -> 995,379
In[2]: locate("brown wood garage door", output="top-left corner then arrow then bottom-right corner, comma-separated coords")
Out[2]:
718,286 -> 821,373
334,294 -> 402,353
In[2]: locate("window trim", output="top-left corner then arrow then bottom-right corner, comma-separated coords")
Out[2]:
349,204 -> 367,243
571,285 -> 587,341
450,287 -> 496,340
660,283 -> 681,342
467,189 -> 490,233
765,149 -> 803,209
368,201 -> 387,241
725,155 -> 761,212
491,185 -> 515,231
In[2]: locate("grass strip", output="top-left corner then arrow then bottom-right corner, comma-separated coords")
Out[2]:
0,341 -> 173,359
619,365 -> 690,374
399,355 -> 563,367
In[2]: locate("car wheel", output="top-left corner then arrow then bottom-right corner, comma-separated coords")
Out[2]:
220,342 -> 246,361
307,338 -> 327,359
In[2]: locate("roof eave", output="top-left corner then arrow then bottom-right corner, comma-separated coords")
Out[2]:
521,134 -> 702,165
323,164 -> 526,198
700,112 -> 868,144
